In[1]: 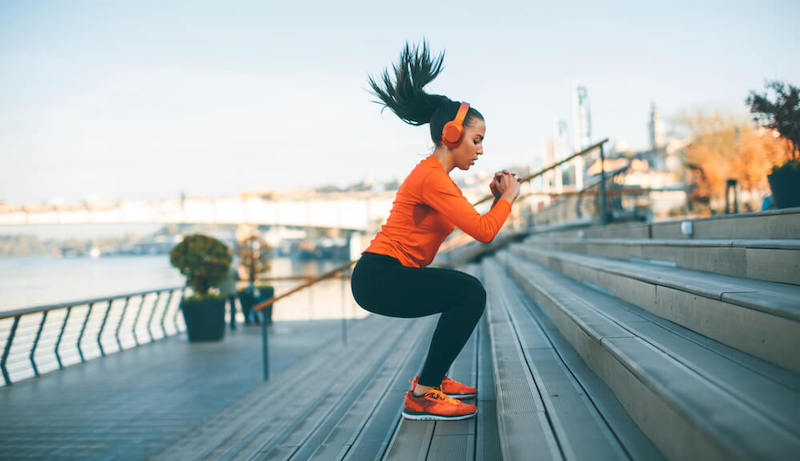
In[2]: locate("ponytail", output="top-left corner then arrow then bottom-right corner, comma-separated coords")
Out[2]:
369,41 -> 485,146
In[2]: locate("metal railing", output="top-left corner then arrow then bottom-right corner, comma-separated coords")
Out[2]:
0,286 -> 186,386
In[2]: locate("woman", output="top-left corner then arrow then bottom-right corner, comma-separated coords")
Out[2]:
350,42 -> 520,421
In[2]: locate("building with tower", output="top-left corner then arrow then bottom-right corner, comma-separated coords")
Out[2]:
572,84 -> 591,151
648,101 -> 666,150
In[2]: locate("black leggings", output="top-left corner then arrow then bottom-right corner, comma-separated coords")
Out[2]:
350,252 -> 486,387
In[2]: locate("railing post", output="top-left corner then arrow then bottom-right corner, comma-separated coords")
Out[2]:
97,299 -> 113,357
160,290 -> 174,338
261,309 -> 269,381
55,306 -> 72,369
30,311 -> 48,377
146,291 -> 162,342
1,316 -> 20,386
132,295 -> 145,346
115,297 -> 130,352
76,302 -> 94,362
599,143 -> 609,225
229,295 -> 237,330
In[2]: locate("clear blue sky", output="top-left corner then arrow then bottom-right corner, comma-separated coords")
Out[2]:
1,0 -> 798,204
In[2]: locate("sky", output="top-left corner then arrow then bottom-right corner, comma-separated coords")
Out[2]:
1,0 -> 798,205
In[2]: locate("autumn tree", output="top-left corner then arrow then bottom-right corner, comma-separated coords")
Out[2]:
746,80 -> 800,164
680,111 -> 792,212
238,234 -> 271,285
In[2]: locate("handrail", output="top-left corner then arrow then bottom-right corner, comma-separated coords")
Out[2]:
520,185 -> 689,198
0,286 -> 186,386
473,138 -> 609,206
252,274 -> 351,283
1,286 -> 184,320
252,260 -> 357,313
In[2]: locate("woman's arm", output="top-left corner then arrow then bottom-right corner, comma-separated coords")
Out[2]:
421,171 -> 513,243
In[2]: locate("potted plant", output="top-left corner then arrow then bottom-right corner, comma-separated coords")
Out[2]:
747,80 -> 800,208
170,233 -> 233,341
237,233 -> 274,325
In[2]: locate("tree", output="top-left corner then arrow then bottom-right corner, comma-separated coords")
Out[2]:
238,233 -> 271,285
680,111 -> 792,212
746,81 -> 800,164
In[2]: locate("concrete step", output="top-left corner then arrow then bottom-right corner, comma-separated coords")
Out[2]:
523,236 -> 800,285
529,208 -> 800,240
497,251 -> 800,461
511,244 -> 800,371
480,257 -> 663,460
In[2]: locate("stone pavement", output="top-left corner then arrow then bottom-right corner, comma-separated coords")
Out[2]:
0,319 -> 351,460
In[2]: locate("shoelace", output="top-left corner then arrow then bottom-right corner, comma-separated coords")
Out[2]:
422,388 -> 459,404
408,378 -> 460,404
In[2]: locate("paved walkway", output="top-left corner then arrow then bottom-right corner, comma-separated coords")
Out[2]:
0,319 -> 351,460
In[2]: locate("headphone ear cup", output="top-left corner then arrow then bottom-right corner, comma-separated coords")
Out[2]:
442,122 -> 463,148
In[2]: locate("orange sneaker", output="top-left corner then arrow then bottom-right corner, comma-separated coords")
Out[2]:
402,388 -> 477,421
411,375 -> 477,399
440,375 -> 477,398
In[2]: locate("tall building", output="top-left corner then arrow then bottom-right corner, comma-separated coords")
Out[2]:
553,118 -> 570,161
553,118 -> 569,191
543,137 -> 561,193
572,83 -> 591,151
648,101 -> 665,150
571,84 -> 591,189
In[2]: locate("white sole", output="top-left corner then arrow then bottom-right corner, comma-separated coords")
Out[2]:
402,411 -> 477,421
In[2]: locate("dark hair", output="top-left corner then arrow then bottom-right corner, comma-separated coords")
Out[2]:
368,41 -> 484,147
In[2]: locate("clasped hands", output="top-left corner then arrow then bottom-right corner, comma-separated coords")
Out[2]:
489,170 -> 521,203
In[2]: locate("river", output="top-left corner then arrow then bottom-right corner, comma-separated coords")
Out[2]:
0,255 -> 361,319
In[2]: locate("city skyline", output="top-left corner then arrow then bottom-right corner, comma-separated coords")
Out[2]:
2,0 -> 799,205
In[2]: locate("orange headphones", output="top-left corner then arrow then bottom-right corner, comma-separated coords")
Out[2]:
442,103 -> 470,148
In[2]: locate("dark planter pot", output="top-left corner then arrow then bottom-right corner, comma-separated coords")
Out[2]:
768,169 -> 800,209
238,286 -> 275,325
256,286 -> 275,325
180,297 -> 226,342
238,289 -> 260,325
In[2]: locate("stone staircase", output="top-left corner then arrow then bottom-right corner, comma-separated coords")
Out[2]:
153,208 -> 799,460
482,208 -> 800,460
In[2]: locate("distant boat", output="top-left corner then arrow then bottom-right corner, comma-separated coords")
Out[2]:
89,246 -> 101,259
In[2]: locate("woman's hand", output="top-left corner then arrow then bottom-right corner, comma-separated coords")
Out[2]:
498,171 -> 521,203
489,170 -> 510,199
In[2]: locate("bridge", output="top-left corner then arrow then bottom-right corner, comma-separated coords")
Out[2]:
0,193 -> 399,232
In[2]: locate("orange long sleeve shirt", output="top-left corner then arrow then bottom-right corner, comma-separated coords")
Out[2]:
364,154 -> 512,267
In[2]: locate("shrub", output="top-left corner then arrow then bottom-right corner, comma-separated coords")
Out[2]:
170,234 -> 232,299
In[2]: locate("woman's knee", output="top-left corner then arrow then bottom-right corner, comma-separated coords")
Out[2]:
462,275 -> 486,315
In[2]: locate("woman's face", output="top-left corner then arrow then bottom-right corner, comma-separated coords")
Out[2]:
450,118 -> 486,171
